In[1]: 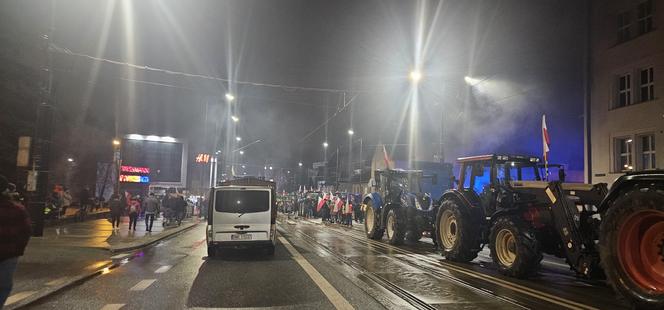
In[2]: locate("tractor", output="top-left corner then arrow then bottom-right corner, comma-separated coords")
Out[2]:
362,169 -> 438,244
435,154 -> 664,308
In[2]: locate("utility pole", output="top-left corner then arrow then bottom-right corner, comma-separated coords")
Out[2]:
28,0 -> 56,236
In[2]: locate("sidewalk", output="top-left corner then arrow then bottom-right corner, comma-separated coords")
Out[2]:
5,216 -> 199,309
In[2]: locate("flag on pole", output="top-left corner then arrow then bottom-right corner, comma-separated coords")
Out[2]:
382,145 -> 392,169
542,114 -> 551,178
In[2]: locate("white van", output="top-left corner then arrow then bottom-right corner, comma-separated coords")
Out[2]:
206,178 -> 277,256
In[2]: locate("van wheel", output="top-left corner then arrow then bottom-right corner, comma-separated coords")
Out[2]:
364,200 -> 384,240
207,246 -> 216,258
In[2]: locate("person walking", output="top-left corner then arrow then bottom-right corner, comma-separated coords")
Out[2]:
175,196 -> 186,225
0,175 -> 31,308
61,187 -> 72,218
143,193 -> 159,232
127,196 -> 141,231
108,194 -> 123,230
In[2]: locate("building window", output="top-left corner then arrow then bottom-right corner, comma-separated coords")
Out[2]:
618,11 -> 631,42
639,67 -> 654,102
617,73 -> 632,107
639,134 -> 656,170
615,137 -> 634,172
637,0 -> 653,35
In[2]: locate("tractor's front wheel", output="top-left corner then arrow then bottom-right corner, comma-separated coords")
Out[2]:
435,199 -> 481,262
386,209 -> 406,245
489,216 -> 542,278
600,188 -> 664,309
364,201 -> 384,240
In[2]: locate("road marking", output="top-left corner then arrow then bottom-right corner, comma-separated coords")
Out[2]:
100,304 -> 125,310
5,291 -> 37,305
45,276 -> 70,286
278,236 -> 354,310
129,279 -> 157,291
155,265 -> 172,273
110,253 -> 130,260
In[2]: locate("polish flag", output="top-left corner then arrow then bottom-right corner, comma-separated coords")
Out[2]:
382,145 -> 392,169
542,115 -> 551,163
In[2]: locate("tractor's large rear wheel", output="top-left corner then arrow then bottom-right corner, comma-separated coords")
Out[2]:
364,200 -> 384,240
436,199 -> 481,262
489,216 -> 542,278
600,188 -> 664,309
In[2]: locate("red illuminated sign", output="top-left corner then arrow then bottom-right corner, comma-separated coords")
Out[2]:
195,154 -> 211,163
121,166 -> 150,174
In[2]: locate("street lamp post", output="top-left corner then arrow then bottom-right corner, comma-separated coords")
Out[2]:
112,139 -> 121,195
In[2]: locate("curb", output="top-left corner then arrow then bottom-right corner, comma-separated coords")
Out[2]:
6,261 -> 117,310
109,220 -> 199,253
8,221 -> 200,309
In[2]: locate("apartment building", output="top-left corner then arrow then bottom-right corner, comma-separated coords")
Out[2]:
590,0 -> 663,184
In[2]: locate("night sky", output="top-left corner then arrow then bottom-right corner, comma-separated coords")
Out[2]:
1,0 -> 587,180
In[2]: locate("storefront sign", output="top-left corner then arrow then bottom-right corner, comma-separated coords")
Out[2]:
195,153 -> 211,163
121,165 -> 150,174
119,175 -> 150,183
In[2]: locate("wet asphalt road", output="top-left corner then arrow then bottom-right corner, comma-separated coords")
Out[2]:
27,217 -> 630,310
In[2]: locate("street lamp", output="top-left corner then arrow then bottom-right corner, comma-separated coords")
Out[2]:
269,166 -> 273,170
323,141 -> 329,148
231,115 -> 239,122
67,158 -> 74,162
347,129 -> 354,136
112,139 -> 121,146
298,162 -> 303,167
239,150 -> 244,155
409,70 -> 422,83
225,93 -> 235,101
235,136 -> 242,142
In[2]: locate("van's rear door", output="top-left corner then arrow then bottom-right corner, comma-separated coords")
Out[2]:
213,187 -> 272,242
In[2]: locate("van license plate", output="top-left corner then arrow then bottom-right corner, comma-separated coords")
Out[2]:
231,234 -> 252,240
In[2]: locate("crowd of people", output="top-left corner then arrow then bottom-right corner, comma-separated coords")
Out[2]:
281,192 -> 365,228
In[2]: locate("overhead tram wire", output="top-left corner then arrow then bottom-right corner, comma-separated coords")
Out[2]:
49,43 -> 366,95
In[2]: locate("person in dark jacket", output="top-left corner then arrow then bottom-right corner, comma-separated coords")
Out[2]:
0,175 -> 31,307
108,194 -> 123,230
142,193 -> 160,232
175,196 -> 186,225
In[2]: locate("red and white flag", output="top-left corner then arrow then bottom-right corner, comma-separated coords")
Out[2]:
382,145 -> 392,169
542,115 -> 550,161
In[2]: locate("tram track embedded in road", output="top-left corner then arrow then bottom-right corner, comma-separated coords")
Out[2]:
295,220 -> 599,310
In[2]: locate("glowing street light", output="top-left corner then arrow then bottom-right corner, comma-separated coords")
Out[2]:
225,93 -> 235,101
235,136 -> 242,142
112,139 -> 121,146
298,162 -> 303,167
464,76 -> 482,86
269,166 -> 273,170
67,158 -> 74,162
409,70 -> 422,83
231,115 -> 239,122
347,129 -> 354,136
239,150 -> 244,155
323,141 -> 329,148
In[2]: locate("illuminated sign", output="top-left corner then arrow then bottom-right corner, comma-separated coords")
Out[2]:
195,153 -> 211,163
119,175 -> 150,183
121,166 -> 150,174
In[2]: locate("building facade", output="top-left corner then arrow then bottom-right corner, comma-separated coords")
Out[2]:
590,0 -> 663,184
